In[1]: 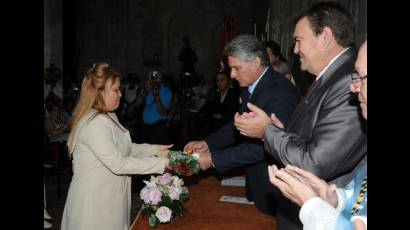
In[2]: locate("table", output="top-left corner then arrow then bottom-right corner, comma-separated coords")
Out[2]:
131,170 -> 277,230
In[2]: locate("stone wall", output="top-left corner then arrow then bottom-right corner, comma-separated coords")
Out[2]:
265,0 -> 367,61
257,0 -> 366,94
74,0 -> 269,83
47,0 -> 366,87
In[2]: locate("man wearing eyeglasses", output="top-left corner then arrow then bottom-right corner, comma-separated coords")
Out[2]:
234,2 -> 366,230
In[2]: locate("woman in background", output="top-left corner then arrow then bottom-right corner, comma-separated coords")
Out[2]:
200,71 -> 239,132
44,101 -> 69,144
265,40 -> 296,85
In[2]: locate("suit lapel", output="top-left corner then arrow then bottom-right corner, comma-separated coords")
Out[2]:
286,78 -> 321,128
240,67 -> 272,113
287,47 -> 357,129
249,67 -> 271,102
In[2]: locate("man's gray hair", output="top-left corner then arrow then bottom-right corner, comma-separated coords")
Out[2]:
224,34 -> 270,67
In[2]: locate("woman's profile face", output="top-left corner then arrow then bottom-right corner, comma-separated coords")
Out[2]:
102,78 -> 122,112
266,47 -> 278,64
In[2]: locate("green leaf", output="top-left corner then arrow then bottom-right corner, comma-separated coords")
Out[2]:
189,160 -> 200,174
180,192 -> 189,202
161,195 -> 172,206
149,214 -> 159,228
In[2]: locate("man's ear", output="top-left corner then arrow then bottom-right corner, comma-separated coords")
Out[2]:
321,27 -> 334,49
253,57 -> 261,67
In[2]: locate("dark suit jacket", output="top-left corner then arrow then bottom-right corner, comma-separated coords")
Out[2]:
264,47 -> 367,229
204,67 -> 300,215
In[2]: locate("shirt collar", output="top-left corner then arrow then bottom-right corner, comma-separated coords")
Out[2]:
316,48 -> 350,81
248,67 -> 268,95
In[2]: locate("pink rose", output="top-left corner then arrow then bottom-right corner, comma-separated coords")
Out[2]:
157,173 -> 172,185
148,187 -> 161,205
140,187 -> 151,203
155,206 -> 172,223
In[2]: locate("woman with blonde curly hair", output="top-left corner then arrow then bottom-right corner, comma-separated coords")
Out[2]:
61,62 -> 172,230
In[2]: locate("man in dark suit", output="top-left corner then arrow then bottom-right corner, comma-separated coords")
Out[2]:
184,34 -> 300,215
234,2 -> 367,230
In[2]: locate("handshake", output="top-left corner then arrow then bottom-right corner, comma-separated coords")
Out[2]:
183,141 -> 213,171
158,141 -> 213,176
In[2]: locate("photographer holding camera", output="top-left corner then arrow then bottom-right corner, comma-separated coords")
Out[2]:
138,71 -> 173,144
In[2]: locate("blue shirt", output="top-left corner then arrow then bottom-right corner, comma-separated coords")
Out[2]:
247,67 -> 268,96
142,86 -> 172,124
336,164 -> 367,229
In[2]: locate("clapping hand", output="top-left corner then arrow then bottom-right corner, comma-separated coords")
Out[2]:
354,219 -> 366,230
267,164 -> 338,207
234,103 -> 283,139
284,165 -> 338,207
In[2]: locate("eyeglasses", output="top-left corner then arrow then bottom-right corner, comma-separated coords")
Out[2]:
351,72 -> 367,84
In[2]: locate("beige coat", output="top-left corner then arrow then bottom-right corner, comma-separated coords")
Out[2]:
61,110 -> 165,230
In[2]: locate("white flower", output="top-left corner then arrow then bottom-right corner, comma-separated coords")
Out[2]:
192,152 -> 200,160
169,186 -> 182,200
143,180 -> 156,187
150,175 -> 158,184
171,176 -> 184,188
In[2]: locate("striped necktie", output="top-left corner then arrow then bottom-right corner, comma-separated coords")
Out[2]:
351,175 -> 367,216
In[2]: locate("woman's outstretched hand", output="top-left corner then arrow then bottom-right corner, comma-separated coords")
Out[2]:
157,144 -> 174,158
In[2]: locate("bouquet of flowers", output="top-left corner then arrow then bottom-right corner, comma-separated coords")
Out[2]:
168,150 -> 200,176
140,173 -> 189,228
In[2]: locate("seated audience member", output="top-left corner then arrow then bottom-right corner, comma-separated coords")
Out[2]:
122,73 -> 142,106
268,40 -> 367,230
45,101 -> 69,144
190,74 -> 211,113
186,74 -> 211,138
200,71 -> 240,132
117,73 -> 142,139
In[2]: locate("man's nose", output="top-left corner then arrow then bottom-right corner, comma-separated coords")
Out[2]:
349,82 -> 361,93
230,71 -> 236,78
293,44 -> 299,54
